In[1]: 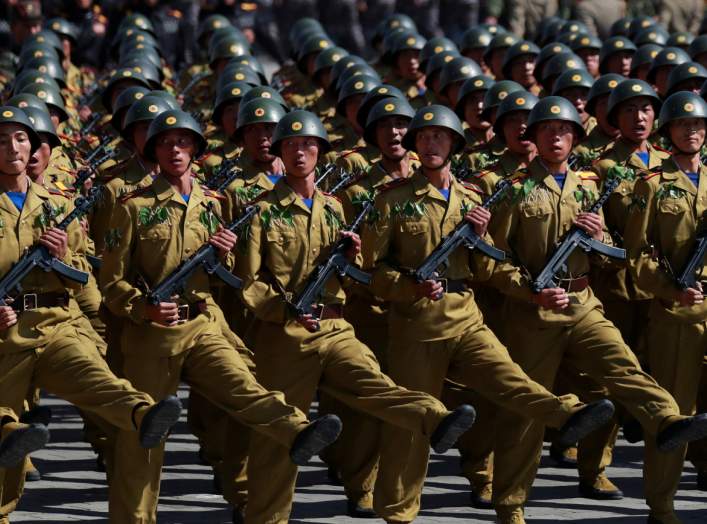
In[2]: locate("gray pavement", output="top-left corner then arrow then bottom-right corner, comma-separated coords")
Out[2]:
12,389 -> 707,523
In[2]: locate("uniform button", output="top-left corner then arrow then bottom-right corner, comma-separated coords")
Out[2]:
561,199 -> 566,204
185,248 -> 191,253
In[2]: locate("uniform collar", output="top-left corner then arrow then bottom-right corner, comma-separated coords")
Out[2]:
239,152 -> 281,188
498,150 -> 522,176
661,156 -> 699,196
272,177 -> 321,214
411,168 -> 460,203
613,137 -> 665,169
152,173 -> 207,209
0,177 -> 47,218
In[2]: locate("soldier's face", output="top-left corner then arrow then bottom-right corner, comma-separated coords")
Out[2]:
559,87 -> 589,123
654,66 -> 673,96
463,50 -> 488,74
605,51 -> 633,77
281,136 -> 320,178
489,49 -> 505,78
503,111 -> 535,155
131,121 -> 150,155
375,116 -> 409,160
446,82 -> 463,108
61,37 -> 72,62
631,63 -> 650,81
668,118 -> 706,154
344,95 -> 365,134
154,130 -> 197,177
510,54 -> 536,88
242,123 -> 276,163
673,78 -> 703,95
396,50 -> 422,80
415,127 -> 454,169
0,124 -> 32,176
221,102 -> 239,137
594,96 -> 620,138
463,91 -> 490,130
534,121 -> 576,164
616,97 -> 655,143
27,140 -> 51,179
577,50 -> 599,77
48,108 -> 61,128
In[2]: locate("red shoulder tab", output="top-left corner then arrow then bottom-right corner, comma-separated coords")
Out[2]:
322,191 -> 342,203
340,147 -> 364,159
473,166 -> 497,179
642,167 -> 662,181
652,144 -> 672,155
119,185 -> 151,203
460,181 -> 483,194
379,178 -> 411,192
202,188 -> 226,200
577,171 -> 601,182
47,187 -> 69,198
343,171 -> 367,189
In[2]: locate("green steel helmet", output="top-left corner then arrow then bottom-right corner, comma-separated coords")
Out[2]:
235,98 -> 287,140
455,75 -> 496,118
208,26 -> 250,54
330,55 -> 368,92
288,17 -> 324,44
634,26 -> 669,47
481,80 -> 524,120
610,17 -> 632,37
552,69 -> 595,96
122,96 -> 175,141
18,42 -> 60,64
7,93 -> 49,114
647,47 -> 691,84
525,96 -> 585,140
483,33 -> 520,61
607,79 -> 661,127
119,13 -> 155,35
657,91 -> 707,137
101,68 -> 151,111
12,70 -> 61,95
143,110 -> 206,163
667,31 -> 695,49
689,35 -> 707,60
120,46 -> 162,73
313,46 -> 349,78
270,110 -> 331,156
224,55 -> 267,84
46,18 -> 78,43
535,43 -> 571,80
628,16 -> 658,40
459,27 -> 492,54
424,50 -> 459,79
0,106 -> 41,153
110,85 -> 150,131
501,40 -> 541,79
212,81 -> 253,125
197,14 -> 231,43
539,17 -> 566,46
363,97 -> 415,146
356,84 -> 407,129
21,106 -> 60,148
667,62 -> 707,96
118,40 -> 162,63
561,20 -> 589,36
569,33 -> 602,53
112,29 -> 158,55
493,91 -> 539,136
120,60 -> 161,89
218,64 -> 262,90
209,37 -> 250,68
586,74 -> 625,116
335,63 -> 380,93
419,37 -> 456,70
599,37 -> 637,73
371,13 -> 417,47
17,83 -> 68,122
541,52 -> 586,84
336,74 -> 379,115
146,91 -> 180,110
557,31 -> 581,46
389,32 -> 426,57
296,34 -> 334,63
438,57 -> 482,95
26,30 -> 64,57
401,105 -> 466,154
240,86 -> 288,113
630,44 -> 663,75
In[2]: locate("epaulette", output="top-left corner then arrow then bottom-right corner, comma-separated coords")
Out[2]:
473,163 -> 499,178
53,181 -> 75,193
202,188 -> 226,200
642,166 -> 662,181
343,171 -> 367,189
467,143 -> 488,153
322,191 -> 342,203
251,189 -> 271,204
652,144 -> 672,155
577,171 -> 601,181
339,147 -> 364,159
409,152 -> 420,161
379,178 -> 412,192
119,185 -> 151,203
168,8 -> 182,18
511,170 -> 530,183
460,180 -> 483,194
47,187 -> 70,198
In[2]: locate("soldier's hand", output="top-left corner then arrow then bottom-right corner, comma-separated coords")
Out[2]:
341,231 -> 361,260
0,306 -> 18,330
39,228 -> 69,259
296,313 -> 320,332
676,282 -> 704,306
416,279 -> 445,301
464,206 -> 491,237
574,212 -> 604,241
209,227 -> 237,259
532,288 -> 570,310
78,106 -> 92,121
145,301 -> 180,326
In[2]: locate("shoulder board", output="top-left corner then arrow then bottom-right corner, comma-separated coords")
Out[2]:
340,147 -> 364,159
168,8 -> 182,18
47,187 -> 69,198
577,171 -> 600,181
467,143 -> 488,153
54,181 -> 75,193
652,144 -> 672,155
473,164 -> 498,178
379,178 -> 412,192
460,181 -> 483,194
251,189 -> 272,204
322,191 -> 342,203
642,167 -> 662,181
511,171 -> 530,184
409,152 -> 420,161
119,185 -> 151,203
343,171 -> 368,188
202,188 -> 226,200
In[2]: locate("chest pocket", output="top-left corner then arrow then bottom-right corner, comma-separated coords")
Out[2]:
658,197 -> 691,216
139,224 -> 172,241
520,201 -> 553,219
396,220 -> 430,264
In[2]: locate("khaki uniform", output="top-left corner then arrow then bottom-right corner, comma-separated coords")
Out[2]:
507,0 -> 559,38
573,126 -> 616,168
335,142 -> 381,175
624,158 -> 707,519
487,159 -> 681,517
197,132 -> 241,184
0,181 -> 156,520
237,178 -> 453,524
463,136 -> 507,174
361,170 -> 587,522
276,66 -> 320,109
99,176 -> 312,524
386,76 -> 432,110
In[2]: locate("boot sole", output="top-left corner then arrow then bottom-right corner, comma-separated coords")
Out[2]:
556,400 -> 615,448
139,396 -> 182,449
0,425 -> 50,469
432,406 -> 476,454
290,415 -> 342,466
658,414 -> 707,453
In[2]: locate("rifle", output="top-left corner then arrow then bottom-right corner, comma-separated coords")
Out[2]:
676,232 -> 707,290
329,171 -> 356,194
0,187 -> 104,306
205,157 -> 239,190
314,164 -> 337,188
289,200 -> 373,323
146,206 -> 258,306
414,179 -> 511,284
72,147 -> 119,191
531,176 -> 626,293
214,166 -> 244,193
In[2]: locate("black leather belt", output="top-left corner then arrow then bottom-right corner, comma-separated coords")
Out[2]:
557,275 -> 589,293
176,301 -> 206,323
438,278 -> 468,294
11,292 -> 69,312
309,304 -> 344,320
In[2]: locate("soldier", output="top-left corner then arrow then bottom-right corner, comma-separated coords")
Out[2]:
459,26 -> 493,75
507,0 -> 559,39
455,75 -> 496,157
689,35 -> 707,69
237,109 -> 478,523
540,51 -> 585,96
624,90 -> 707,524
384,32 -> 429,109
630,44 -> 663,81
552,69 -> 596,134
484,33 -> 520,80
570,33 -> 602,78
647,47 -> 691,99
665,62 -> 707,97
658,0 -> 704,34
501,40 -> 542,95
437,56 -> 482,109
486,96 -> 707,524
573,0 -> 626,40
99,109 -> 345,523
598,36 -> 637,77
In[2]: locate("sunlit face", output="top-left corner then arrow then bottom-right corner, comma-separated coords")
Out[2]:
154,129 -> 197,177
415,127 -> 455,169
280,135 -> 320,178
559,87 -> 589,124
0,123 -> 33,176
27,139 -> 52,179
534,120 -> 577,164
509,54 -> 536,88
220,102 -> 239,137
668,117 -> 706,154
503,111 -> 535,155
374,115 -> 409,160
396,49 -> 422,81
577,49 -> 599,77
463,90 -> 490,130
242,122 -> 277,163
605,51 -> 633,77
616,97 -> 655,143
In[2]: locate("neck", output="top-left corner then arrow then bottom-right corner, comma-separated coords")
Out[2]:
163,171 -> 193,195
673,152 -> 701,174
253,155 -> 284,175
422,161 -> 452,189
380,153 -> 410,179
286,173 -> 316,199
513,148 -> 536,168
472,126 -> 494,143
539,157 -> 566,174
0,173 -> 29,193
623,137 -> 649,153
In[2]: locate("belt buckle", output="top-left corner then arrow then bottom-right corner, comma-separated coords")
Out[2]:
177,304 -> 190,324
313,304 -> 325,320
22,294 -> 38,311
438,278 -> 448,293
